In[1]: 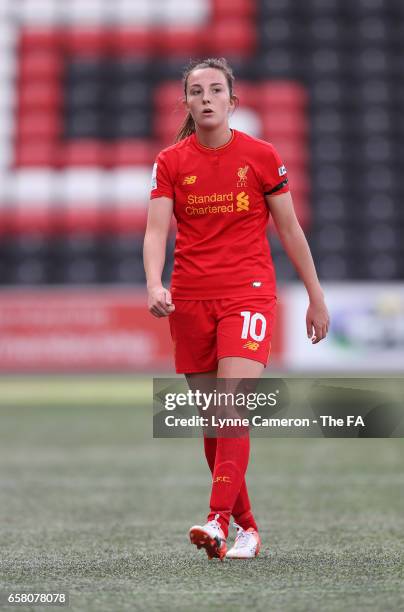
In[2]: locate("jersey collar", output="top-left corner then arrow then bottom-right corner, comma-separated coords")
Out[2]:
192,129 -> 237,154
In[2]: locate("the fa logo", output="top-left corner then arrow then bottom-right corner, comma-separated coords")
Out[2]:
237,165 -> 249,187
183,175 -> 197,185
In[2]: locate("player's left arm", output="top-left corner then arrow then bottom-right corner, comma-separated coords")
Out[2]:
265,191 -> 330,344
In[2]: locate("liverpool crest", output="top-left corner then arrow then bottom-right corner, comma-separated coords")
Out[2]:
237,165 -> 249,187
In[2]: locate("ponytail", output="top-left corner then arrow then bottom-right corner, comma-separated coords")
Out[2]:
175,112 -> 196,143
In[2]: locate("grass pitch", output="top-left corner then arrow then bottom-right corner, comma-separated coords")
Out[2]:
0,377 -> 403,612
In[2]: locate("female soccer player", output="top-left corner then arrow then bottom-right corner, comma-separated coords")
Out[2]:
143,58 -> 329,560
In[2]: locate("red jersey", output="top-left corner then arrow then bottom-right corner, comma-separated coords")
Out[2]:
150,129 -> 289,299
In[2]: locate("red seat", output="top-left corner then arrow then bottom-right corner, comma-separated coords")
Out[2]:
64,27 -> 111,56
154,114 -> 183,145
17,111 -> 61,140
52,206 -> 151,235
19,51 -> 63,80
202,20 -> 256,57
110,207 -> 147,234
285,168 -> 310,195
261,111 -> 308,139
154,81 -> 184,111
18,81 -> 62,111
158,27 -> 203,57
112,27 -> 156,56
109,140 -> 155,166
63,206 -> 102,234
233,81 -> 260,110
61,206 -> 147,235
5,205 -> 54,236
212,0 -> 256,18
280,160 -> 308,179
20,27 -> 61,51
14,141 -> 58,167
266,139 -> 309,169
60,141 -> 108,167
259,81 -> 308,111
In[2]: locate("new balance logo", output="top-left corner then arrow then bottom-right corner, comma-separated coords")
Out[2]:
243,341 -> 260,351
183,175 -> 197,185
213,476 -> 232,483
236,191 -> 249,211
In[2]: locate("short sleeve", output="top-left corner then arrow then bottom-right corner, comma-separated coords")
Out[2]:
150,151 -> 175,200
260,144 -> 290,196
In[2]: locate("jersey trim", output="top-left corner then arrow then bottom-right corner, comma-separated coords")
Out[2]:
150,191 -> 173,200
264,179 -> 289,196
192,129 -> 237,154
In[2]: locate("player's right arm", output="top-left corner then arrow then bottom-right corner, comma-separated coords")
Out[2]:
143,196 -> 175,318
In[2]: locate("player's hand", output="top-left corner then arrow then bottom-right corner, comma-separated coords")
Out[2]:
148,285 -> 175,318
306,298 -> 330,344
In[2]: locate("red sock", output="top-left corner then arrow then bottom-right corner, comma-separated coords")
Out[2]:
207,436 -> 250,538
232,482 -> 258,532
203,437 -> 258,533
203,436 -> 217,472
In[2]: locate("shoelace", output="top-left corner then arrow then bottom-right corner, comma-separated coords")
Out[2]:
207,514 -> 222,532
233,523 -> 253,548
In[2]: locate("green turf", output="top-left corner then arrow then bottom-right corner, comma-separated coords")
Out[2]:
0,378 -> 403,612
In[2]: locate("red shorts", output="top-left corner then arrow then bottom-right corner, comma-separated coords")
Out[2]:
168,296 -> 277,374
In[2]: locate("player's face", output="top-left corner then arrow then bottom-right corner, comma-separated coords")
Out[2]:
185,68 -> 235,130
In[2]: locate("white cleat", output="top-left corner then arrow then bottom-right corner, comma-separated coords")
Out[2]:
225,523 -> 261,559
189,514 -> 227,560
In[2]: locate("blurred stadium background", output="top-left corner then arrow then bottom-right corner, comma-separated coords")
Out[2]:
0,0 -> 403,373
1,3 -> 403,610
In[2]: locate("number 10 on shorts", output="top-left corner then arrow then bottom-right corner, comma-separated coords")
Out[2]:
240,311 -> 267,342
